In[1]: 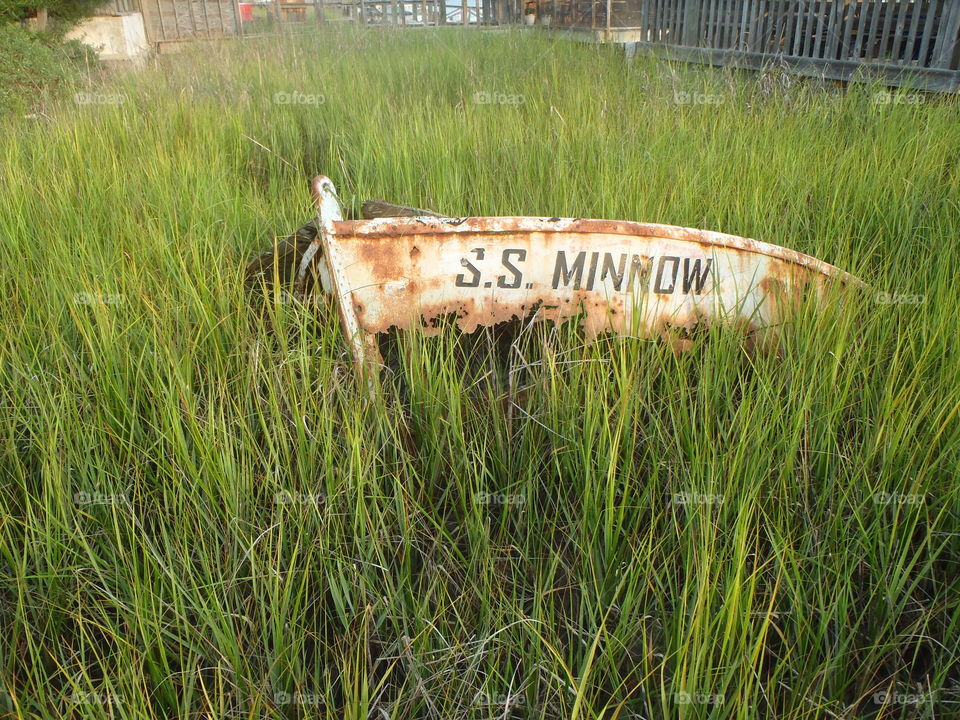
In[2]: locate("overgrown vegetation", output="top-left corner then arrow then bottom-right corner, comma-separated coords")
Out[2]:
0,22 -> 97,115
0,0 -> 105,26
0,28 -> 958,719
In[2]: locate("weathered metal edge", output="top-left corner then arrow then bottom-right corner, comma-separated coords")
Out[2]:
311,176 -> 383,387
335,216 -> 866,289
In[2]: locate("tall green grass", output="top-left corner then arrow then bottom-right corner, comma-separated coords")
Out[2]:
0,27 -> 958,719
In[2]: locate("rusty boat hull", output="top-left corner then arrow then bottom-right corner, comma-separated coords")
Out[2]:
301,176 -> 864,375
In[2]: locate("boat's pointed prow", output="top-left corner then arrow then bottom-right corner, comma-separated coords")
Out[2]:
311,175 -> 343,223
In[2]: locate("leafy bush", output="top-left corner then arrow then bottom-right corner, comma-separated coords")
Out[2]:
0,0 -> 106,27
0,23 -> 97,114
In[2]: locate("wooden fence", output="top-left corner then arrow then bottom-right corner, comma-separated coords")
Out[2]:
535,0 -> 960,91
240,0 -> 508,28
114,0 -> 960,89
133,0 -> 240,42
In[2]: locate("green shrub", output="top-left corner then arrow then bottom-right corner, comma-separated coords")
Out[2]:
0,0 -> 106,26
0,23 -> 97,115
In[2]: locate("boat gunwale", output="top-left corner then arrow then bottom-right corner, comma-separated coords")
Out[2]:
332,215 -> 865,288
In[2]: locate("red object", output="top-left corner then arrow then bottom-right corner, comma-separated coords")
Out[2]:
239,3 -> 253,21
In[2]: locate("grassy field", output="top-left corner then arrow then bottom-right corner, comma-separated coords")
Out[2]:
1,27 -> 959,719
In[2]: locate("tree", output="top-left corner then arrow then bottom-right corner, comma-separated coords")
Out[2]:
1,1 -> 108,26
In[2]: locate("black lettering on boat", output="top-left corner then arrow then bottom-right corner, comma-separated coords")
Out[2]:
654,256 -> 680,294
585,252 -> 600,291
626,254 -> 651,293
497,248 -> 526,289
681,258 -> 712,294
600,253 -> 627,290
552,251 -> 586,289
456,248 -> 484,287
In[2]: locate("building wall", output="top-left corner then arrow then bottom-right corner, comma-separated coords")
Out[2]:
65,12 -> 151,61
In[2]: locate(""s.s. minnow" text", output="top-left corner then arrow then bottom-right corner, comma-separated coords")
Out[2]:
455,248 -> 712,295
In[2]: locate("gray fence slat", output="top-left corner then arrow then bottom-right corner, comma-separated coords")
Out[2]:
777,0 -> 793,55
793,0 -> 805,56
779,0 -> 789,53
733,0 -> 741,48
725,0 -> 735,48
695,0 -> 705,44
840,0 -> 858,60
779,0 -> 789,54
816,0 -> 828,57
719,0 -> 728,47
932,0 -> 960,68
823,0 -> 844,60
801,0 -> 817,58
680,0 -> 689,44
918,0 -> 938,65
708,0 -> 715,44
748,0 -> 762,53
878,0 -> 898,61
852,0 -> 870,59
739,0 -> 752,52
716,0 -> 730,50
719,0 -> 729,46
681,0 -> 697,46
892,0 -> 912,62
906,0 -> 924,64
812,0 -> 828,58
766,0 -> 778,53
749,0 -> 767,52
865,0 -> 882,60
729,0 -> 739,48
801,0 -> 814,55
797,0 -> 808,57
